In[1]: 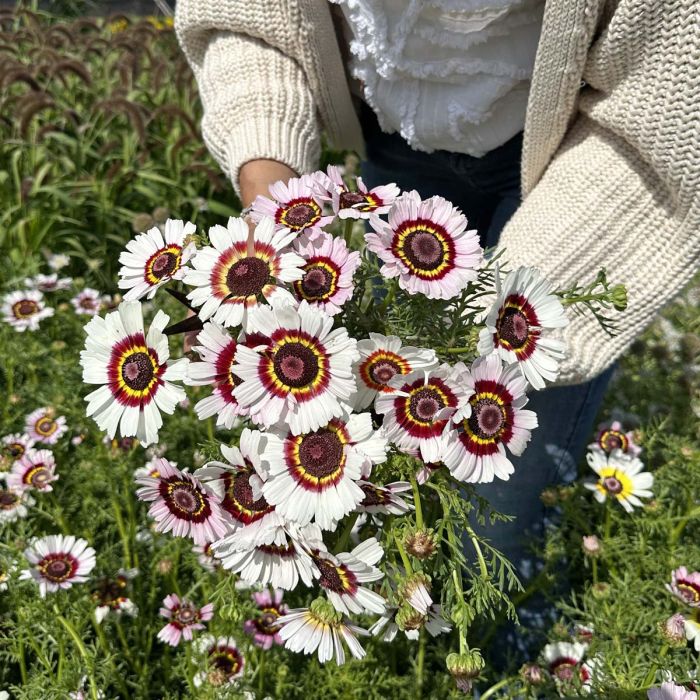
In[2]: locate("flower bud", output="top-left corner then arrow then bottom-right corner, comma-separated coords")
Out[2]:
132,213 -> 154,233
309,597 -> 340,624
446,650 -> 484,694
659,613 -> 687,647
208,668 -> 227,687
156,559 -> 173,575
398,573 -> 432,614
152,206 -> 170,224
395,603 -> 425,632
591,582 -> 611,599
610,284 -> 627,311
582,535 -> 602,558
520,663 -> 546,685
540,487 -> 559,507
405,529 -> 437,560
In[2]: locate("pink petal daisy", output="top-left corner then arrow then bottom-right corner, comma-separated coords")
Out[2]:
2,433 -> 35,462
71,288 -> 103,316
243,589 -> 288,649
0,485 -> 34,523
24,273 -> 73,292
589,419 -> 641,457
183,216 -> 304,331
80,301 -> 188,446
291,231 -> 361,316
158,593 -> 213,646
442,354 -> 537,483
365,190 -> 482,299
118,219 -> 197,301
7,449 -> 58,492
667,567 -> 700,608
353,333 -> 437,410
648,682 -> 698,700
20,534 -> 96,597
375,364 -> 469,464
136,459 -> 228,545
232,302 -> 359,435
541,641 -> 592,686
2,290 -> 54,331
24,408 -> 67,445
250,174 -> 333,237
477,266 -> 568,390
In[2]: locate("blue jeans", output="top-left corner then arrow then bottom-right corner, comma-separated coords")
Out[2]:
360,104 -> 613,656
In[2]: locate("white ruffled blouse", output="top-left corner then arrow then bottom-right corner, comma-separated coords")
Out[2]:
333,0 -> 545,156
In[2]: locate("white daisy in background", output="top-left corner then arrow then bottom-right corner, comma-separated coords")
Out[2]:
291,231 -> 361,316
47,253 -> 70,271
233,302 -> 358,435
648,682 -> 698,700
477,266 -> 568,390
2,433 -> 35,463
0,485 -> 34,523
136,459 -> 228,546
24,407 -> 67,445
589,419 -> 642,457
185,323 -> 264,429
365,190 -> 482,299
183,216 -> 304,330
277,598 -> 369,665
375,365 -> 467,464
20,534 -> 96,597
2,290 -> 54,331
195,432 -> 283,549
118,219 -> 197,301
315,165 -> 400,219
193,635 -> 245,687
71,288 -> 103,316
541,641 -> 590,685
261,413 -> 387,530
584,449 -> 654,512
80,301 -> 188,446
250,174 -> 333,237
357,479 -> 412,516
0,561 -> 16,591
353,334 -> 438,410
92,568 -> 139,623
311,538 -> 386,615
24,273 -> 73,292
7,449 -> 58,492
442,354 -> 537,483
134,456 -> 176,480
667,566 -> 700,608
158,593 -> 214,646
192,542 -> 219,572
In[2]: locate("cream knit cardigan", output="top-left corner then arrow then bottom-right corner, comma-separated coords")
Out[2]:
175,0 -> 700,385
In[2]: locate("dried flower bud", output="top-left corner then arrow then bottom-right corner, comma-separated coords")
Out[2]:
9,394 -> 20,405
540,487 -> 559,507
520,663 -> 546,685
152,206 -> 170,223
551,622 -> 570,639
156,559 -> 173,575
51,340 -> 67,351
131,212 -> 154,233
680,446 -> 695,459
207,668 -> 227,687
610,283 -> 628,311
405,529 -> 437,560
395,604 -> 426,632
446,650 -> 484,694
582,535 -> 602,558
591,582 -> 611,599
660,613 -> 687,647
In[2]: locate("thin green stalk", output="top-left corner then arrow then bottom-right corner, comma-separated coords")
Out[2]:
409,474 -> 424,530
415,629 -> 426,698
92,614 -> 129,698
258,647 -> 266,694
111,494 -> 131,567
56,612 -> 99,700
465,525 -> 489,579
603,500 -> 612,540
641,644 -> 668,687
335,511 -> 359,554
343,218 -> 354,245
395,536 -> 413,575
17,636 -> 27,685
481,676 -> 518,699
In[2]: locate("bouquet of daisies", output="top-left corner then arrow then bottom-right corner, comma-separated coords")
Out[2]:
79,166 -> 623,691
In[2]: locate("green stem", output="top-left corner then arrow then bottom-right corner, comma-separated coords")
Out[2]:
415,629 -> 426,698
409,474 -> 424,530
436,346 -> 470,355
343,218 -> 353,245
641,645 -> 668,687
111,494 -> 131,567
56,613 -> 99,700
603,501 -> 612,540
592,557 -> 598,585
466,525 -> 489,579
379,281 -> 396,315
17,636 -> 27,685
480,676 -> 518,700
258,647 -> 266,694
395,536 -> 413,575
334,511 -> 359,554
92,614 -> 130,698
669,505 -> 700,545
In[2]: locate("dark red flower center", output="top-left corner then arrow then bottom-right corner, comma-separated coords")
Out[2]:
468,398 -> 507,439
301,265 -> 333,298
40,554 -> 76,582
273,342 -> 319,388
210,647 -> 243,677
496,306 -> 530,350
27,465 -> 50,488
284,203 -> 316,228
298,429 -> 344,478
409,387 -> 445,422
170,484 -> 205,514
5,442 -> 25,458
404,230 -> 444,269
35,417 -> 57,435
551,659 -> 578,682
174,603 -> 198,625
315,557 -> 354,594
603,476 -> 623,494
0,489 -> 19,508
121,352 -> 155,391
223,468 -> 273,522
599,429 -> 628,453
13,300 -> 38,317
226,257 -> 270,298
151,251 -> 178,278
677,581 -> 700,603
255,606 -> 282,635
339,191 -> 368,210
360,483 -> 387,508
370,360 -> 400,385
80,297 -> 97,309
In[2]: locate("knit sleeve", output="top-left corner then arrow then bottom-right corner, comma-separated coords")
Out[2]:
174,2 -> 321,195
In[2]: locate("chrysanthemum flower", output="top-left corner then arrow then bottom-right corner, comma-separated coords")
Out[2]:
0,486 -> 34,523
260,413 -> 387,530
365,190 -> 482,299
157,593 -> 213,646
118,219 -> 197,301
648,682 -> 698,700
2,290 -> 54,331
24,273 -> 73,292
667,567 -> 700,608
353,333 -> 437,410
277,598 -> 368,665
291,232 -> 361,316
442,355 -> 537,483
233,302 -> 358,435
92,568 -> 138,623
357,480 -> 412,515
584,450 -> 653,513
7,449 -> 58,492
243,589 -> 288,649
1,433 -> 35,462
185,324 -> 267,429
589,419 -> 641,457
477,266 -> 568,390
20,534 -> 96,597
24,408 -> 67,445
250,174 -> 333,236
80,301 -> 188,446
194,636 -> 245,687
136,460 -> 228,546
375,365 -> 467,463
184,216 -> 304,330
195,432 -> 282,548
311,538 -> 386,615
134,456 -> 175,480
541,641 -> 590,684
71,288 -> 103,316
315,166 -> 399,219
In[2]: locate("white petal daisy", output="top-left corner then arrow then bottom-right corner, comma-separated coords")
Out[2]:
584,449 -> 654,513
0,485 -> 34,523
24,273 -> 73,292
71,288 -> 103,316
2,290 -> 54,331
